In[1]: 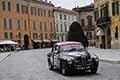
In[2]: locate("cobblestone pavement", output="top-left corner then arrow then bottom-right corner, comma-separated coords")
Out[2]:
0,48 -> 120,80
88,48 -> 120,63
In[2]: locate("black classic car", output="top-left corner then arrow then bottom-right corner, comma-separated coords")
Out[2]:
47,42 -> 99,75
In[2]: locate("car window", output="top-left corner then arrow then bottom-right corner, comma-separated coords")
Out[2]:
60,44 -> 84,52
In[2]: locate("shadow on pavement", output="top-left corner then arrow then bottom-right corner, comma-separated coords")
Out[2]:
49,69 -> 101,77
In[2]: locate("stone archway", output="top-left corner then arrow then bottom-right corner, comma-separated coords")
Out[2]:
96,27 -> 105,48
96,26 -> 111,49
24,34 -> 29,49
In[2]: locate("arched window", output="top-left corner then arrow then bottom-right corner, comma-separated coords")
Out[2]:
17,19 -> 20,29
24,20 -> 27,31
115,26 -> 118,39
87,16 -> 93,25
18,32 -> 21,40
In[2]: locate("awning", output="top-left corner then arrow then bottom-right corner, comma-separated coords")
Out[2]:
33,40 -> 42,43
51,39 -> 58,42
0,40 -> 18,45
43,39 -> 50,42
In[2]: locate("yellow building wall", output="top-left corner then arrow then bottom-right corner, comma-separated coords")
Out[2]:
0,0 -> 55,48
110,0 -> 120,48
94,0 -> 120,48
111,16 -> 120,48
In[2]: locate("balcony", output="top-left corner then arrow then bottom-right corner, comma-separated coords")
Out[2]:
96,17 -> 111,28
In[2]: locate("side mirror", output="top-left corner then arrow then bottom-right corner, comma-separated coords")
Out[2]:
54,50 -> 59,54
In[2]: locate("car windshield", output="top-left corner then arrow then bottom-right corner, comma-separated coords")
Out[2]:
60,44 -> 84,52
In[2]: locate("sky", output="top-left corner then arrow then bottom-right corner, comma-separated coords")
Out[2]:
49,0 -> 93,9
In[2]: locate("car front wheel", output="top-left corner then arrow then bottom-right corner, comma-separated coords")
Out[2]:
61,61 -> 69,75
90,62 -> 98,74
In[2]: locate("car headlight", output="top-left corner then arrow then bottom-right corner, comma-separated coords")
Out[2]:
90,53 -> 99,61
95,57 -> 99,61
68,60 -> 72,64
67,57 -> 74,64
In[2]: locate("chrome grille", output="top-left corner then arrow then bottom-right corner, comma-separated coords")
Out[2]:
81,56 -> 87,65
74,56 -> 89,65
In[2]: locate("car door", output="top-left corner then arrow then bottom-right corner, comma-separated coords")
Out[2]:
53,45 -> 60,67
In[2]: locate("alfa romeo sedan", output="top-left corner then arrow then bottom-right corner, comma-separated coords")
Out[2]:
47,42 -> 99,75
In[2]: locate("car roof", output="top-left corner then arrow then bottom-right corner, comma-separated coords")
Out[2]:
55,41 -> 82,46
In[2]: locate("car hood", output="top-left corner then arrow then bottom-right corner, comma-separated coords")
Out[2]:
61,51 -> 89,58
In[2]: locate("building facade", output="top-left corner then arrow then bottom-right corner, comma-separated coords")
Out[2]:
73,4 -> 96,47
54,7 -> 77,42
94,0 -> 120,48
0,0 -> 55,48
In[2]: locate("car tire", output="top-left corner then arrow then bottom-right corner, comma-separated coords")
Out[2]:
91,63 -> 98,74
61,61 -> 69,75
48,59 -> 54,70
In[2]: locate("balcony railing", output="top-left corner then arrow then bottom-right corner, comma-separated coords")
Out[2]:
96,17 -> 111,27
96,17 -> 111,28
